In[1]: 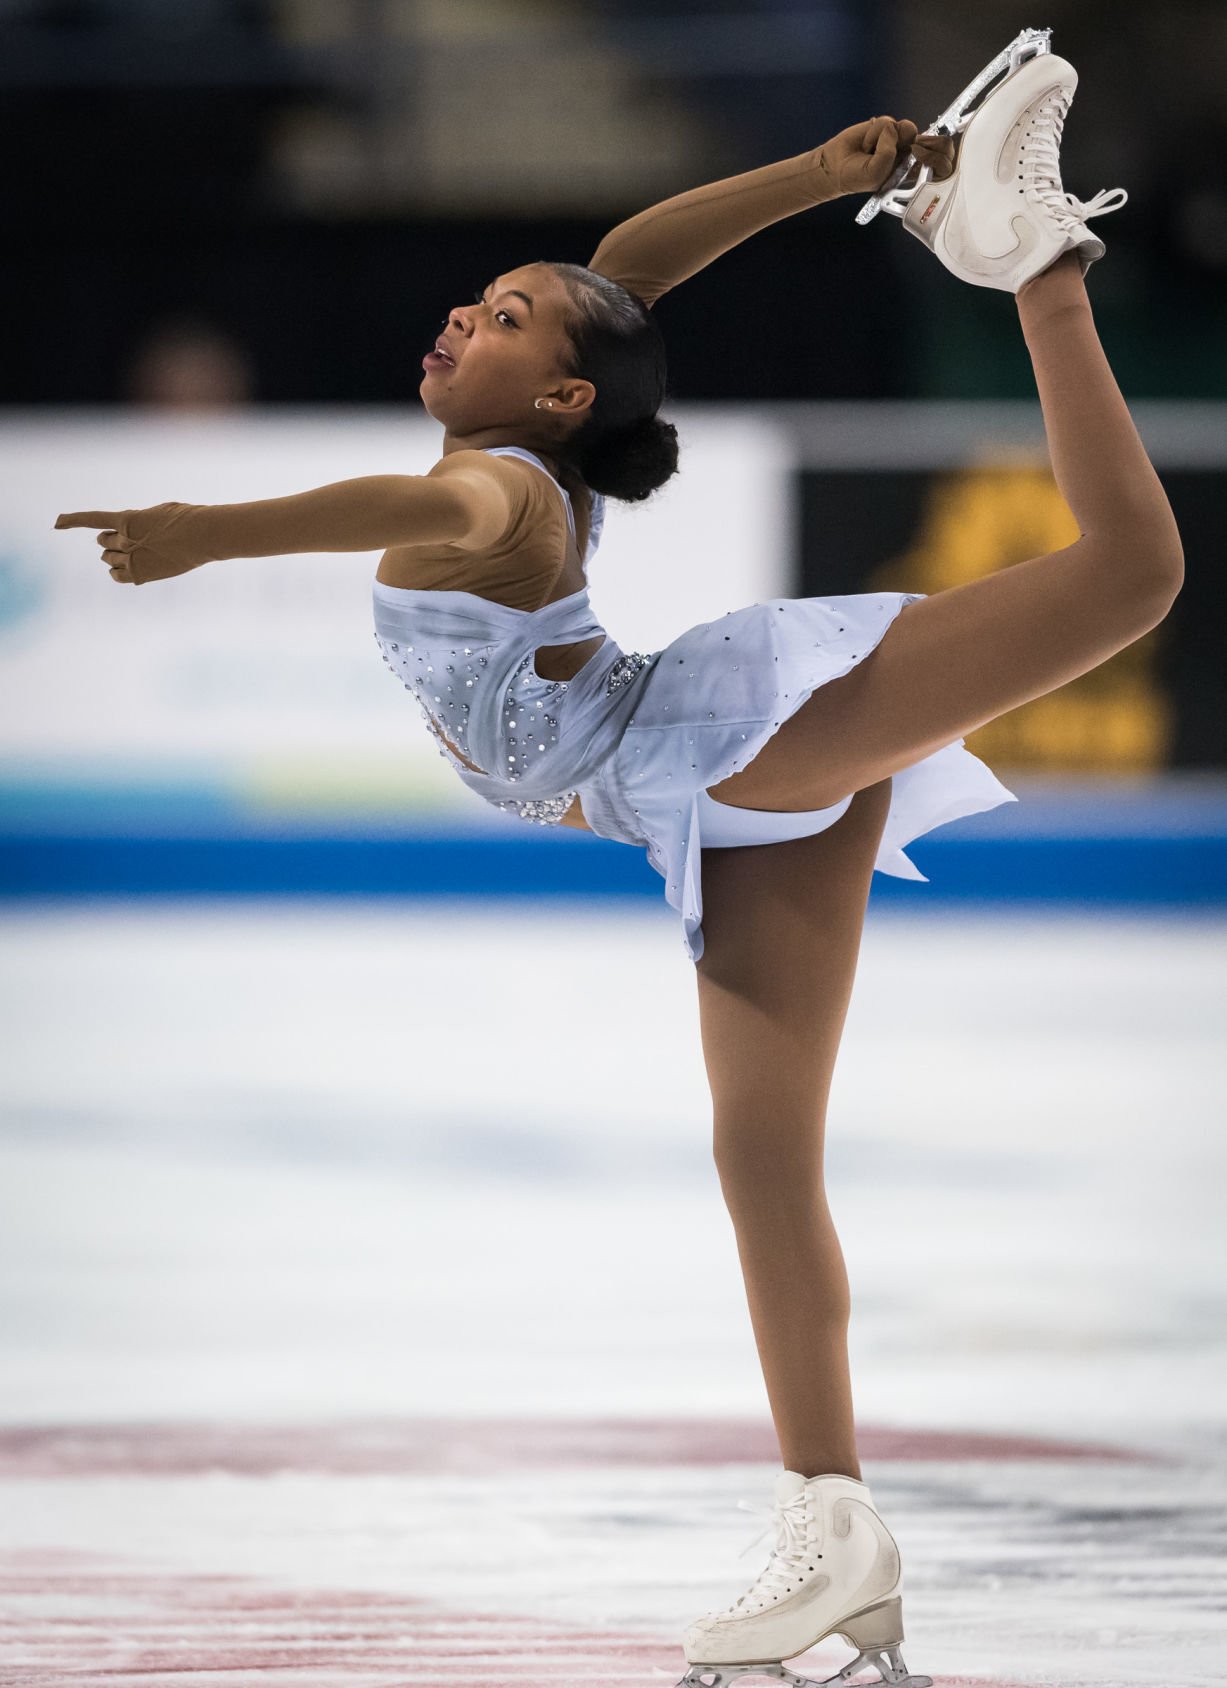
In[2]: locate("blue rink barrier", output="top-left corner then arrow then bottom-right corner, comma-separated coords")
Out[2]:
1,777 -> 1225,906
0,832 -> 1223,905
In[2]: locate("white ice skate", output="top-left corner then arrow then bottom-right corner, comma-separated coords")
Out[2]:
856,26 -> 1128,293
674,1471 -> 931,1688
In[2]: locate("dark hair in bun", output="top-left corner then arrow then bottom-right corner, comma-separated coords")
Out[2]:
545,262 -> 680,503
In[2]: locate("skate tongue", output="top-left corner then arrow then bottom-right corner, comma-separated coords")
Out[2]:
774,1469 -> 810,1503
736,1472 -> 864,1560
736,1475 -> 808,1560
775,1469 -> 867,1499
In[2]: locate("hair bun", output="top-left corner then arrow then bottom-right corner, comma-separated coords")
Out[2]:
575,414 -> 679,504
547,263 -> 679,502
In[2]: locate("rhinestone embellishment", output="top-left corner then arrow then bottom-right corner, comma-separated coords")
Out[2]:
493,792 -> 578,825
605,651 -> 655,695
376,631 -> 486,767
500,653 -> 570,783
377,622 -> 651,820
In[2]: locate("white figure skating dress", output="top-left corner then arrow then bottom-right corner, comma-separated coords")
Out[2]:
373,447 -> 1016,962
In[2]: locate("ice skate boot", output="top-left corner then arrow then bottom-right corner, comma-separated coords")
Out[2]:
674,1471 -> 931,1688
856,26 -> 1127,293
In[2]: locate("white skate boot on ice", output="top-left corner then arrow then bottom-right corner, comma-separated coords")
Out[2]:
674,1470 -> 931,1688
857,26 -> 1128,293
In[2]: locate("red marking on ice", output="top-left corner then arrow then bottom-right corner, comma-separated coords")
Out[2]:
0,1550 -> 1044,1688
0,1417 -> 1151,1479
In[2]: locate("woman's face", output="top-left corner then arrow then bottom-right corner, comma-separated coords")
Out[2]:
420,262 -> 591,437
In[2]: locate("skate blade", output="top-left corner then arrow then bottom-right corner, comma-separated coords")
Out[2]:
674,1650 -> 934,1688
855,25 -> 1052,226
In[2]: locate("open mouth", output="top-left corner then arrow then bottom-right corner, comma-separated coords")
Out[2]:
423,339 -> 456,371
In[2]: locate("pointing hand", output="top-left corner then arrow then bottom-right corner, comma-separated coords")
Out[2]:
54,503 -> 209,584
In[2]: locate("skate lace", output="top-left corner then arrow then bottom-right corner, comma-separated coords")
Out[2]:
714,1492 -> 819,1613
1023,92 -> 1128,232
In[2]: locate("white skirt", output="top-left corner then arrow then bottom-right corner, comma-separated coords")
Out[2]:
576,591 -> 1018,963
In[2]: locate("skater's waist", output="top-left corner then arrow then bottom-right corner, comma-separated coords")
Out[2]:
437,649 -> 659,795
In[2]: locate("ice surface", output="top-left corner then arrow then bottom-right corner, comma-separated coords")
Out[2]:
0,903 -> 1224,1686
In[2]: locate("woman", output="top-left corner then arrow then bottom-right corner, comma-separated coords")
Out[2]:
56,48 -> 1181,1688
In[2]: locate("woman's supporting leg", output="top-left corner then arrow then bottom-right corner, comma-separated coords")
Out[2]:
694,777 -> 893,1480
708,252 -> 1185,813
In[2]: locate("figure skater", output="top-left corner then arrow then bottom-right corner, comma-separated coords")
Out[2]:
56,37 -> 1181,1688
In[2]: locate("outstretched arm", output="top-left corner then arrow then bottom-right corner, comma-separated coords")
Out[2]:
54,451 -> 516,584
588,117 -> 952,306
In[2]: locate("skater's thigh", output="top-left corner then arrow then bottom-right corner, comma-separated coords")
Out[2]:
696,777 -> 891,1170
708,535 -> 1168,812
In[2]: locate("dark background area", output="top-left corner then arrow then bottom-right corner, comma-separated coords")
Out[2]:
3,0 -> 1226,405
3,0 -> 1224,770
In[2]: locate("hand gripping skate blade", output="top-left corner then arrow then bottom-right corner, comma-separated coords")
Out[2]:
855,25 -> 1053,225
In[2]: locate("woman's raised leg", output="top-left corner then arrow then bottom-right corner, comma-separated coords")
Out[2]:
708,252 -> 1184,813
694,777 -> 893,1479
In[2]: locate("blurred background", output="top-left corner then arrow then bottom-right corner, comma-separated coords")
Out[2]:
1,8 -> 1225,1683
1,0 -> 1225,883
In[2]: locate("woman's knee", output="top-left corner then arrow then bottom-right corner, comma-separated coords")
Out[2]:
713,1116 -> 826,1200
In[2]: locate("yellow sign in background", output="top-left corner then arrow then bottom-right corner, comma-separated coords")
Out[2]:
869,458 -> 1173,772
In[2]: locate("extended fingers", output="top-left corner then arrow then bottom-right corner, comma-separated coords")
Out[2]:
55,509 -> 137,565
55,509 -> 145,581
55,510 -> 123,530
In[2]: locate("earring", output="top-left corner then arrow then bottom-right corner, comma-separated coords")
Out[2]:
534,398 -> 553,410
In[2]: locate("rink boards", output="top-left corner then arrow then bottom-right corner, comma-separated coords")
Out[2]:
2,404 -> 1225,906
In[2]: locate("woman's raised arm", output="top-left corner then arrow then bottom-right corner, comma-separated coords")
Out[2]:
587,117 -> 953,307
54,451 -> 515,584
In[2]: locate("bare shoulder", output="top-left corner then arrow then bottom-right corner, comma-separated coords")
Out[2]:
432,448 -> 587,515
376,448 -> 563,591
427,448 -> 508,479
426,448 -> 535,495
429,449 -> 561,533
